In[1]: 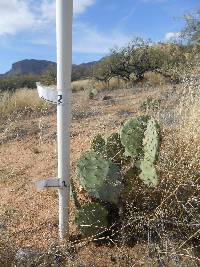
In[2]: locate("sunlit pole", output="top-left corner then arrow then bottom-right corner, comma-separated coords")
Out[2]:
36,0 -> 73,241
56,0 -> 73,240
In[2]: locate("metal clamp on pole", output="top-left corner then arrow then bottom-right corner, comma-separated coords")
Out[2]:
35,178 -> 70,192
35,178 -> 61,191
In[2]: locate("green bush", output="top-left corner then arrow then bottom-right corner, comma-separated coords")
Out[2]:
0,75 -> 38,92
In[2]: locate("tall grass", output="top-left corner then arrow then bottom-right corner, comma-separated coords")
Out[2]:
71,79 -> 91,92
0,88 -> 50,118
72,78 -> 128,93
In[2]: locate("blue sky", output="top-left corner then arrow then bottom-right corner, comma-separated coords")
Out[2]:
0,0 -> 199,73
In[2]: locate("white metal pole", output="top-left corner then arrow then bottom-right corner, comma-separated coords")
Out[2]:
56,0 -> 73,240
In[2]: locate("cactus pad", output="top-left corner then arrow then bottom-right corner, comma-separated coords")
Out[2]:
142,118 -> 160,163
139,161 -> 158,187
120,116 -> 149,157
139,118 -> 160,187
105,133 -> 125,163
122,167 -> 140,198
91,134 -> 106,155
75,203 -> 108,237
77,151 -> 122,204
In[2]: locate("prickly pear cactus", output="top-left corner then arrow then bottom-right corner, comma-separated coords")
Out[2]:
91,134 -> 106,155
75,203 -> 108,237
122,167 -> 140,198
139,118 -> 160,187
139,161 -> 158,187
120,116 -> 149,157
77,151 -> 122,204
70,179 -> 81,209
142,118 -> 160,163
105,133 -> 125,163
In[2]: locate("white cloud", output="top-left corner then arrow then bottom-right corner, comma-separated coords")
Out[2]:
40,0 -> 96,23
0,0 -> 96,36
164,32 -> 181,42
0,0 -> 36,35
30,22 -> 131,55
73,23 -> 131,54
0,0 -> 130,58
74,0 -> 96,15
40,0 -> 55,23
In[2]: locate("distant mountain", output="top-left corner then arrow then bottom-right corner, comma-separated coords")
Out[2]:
2,59 -> 98,77
4,59 -> 56,76
77,61 -> 98,68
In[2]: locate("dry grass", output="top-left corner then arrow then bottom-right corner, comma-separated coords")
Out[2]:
71,78 -> 127,93
144,71 -> 166,87
0,88 -> 50,118
92,77 -> 127,91
71,79 -> 91,92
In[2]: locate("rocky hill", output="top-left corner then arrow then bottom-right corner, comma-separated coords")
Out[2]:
2,59 -> 98,79
4,59 -> 56,76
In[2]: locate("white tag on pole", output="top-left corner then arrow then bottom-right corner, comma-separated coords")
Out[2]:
36,82 -> 57,104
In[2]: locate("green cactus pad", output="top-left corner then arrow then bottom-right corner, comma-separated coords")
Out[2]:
75,203 -> 108,237
122,167 -> 140,198
142,118 -> 160,163
120,116 -> 149,157
139,118 -> 160,187
70,179 -> 81,209
139,161 -> 158,187
105,133 -> 125,163
77,151 -> 122,204
91,134 -> 106,155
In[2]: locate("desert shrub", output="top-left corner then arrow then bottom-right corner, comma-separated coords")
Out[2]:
140,96 -> 161,112
85,88 -> 98,100
40,66 -> 56,86
72,64 -> 92,81
0,75 -> 38,92
181,7 -> 200,45
92,56 -> 114,85
93,38 -> 189,86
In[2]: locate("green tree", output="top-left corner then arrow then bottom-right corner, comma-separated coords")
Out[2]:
110,38 -> 166,82
153,44 -> 187,83
40,66 -> 57,86
182,8 -> 200,45
0,75 -> 38,92
92,57 -> 114,86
